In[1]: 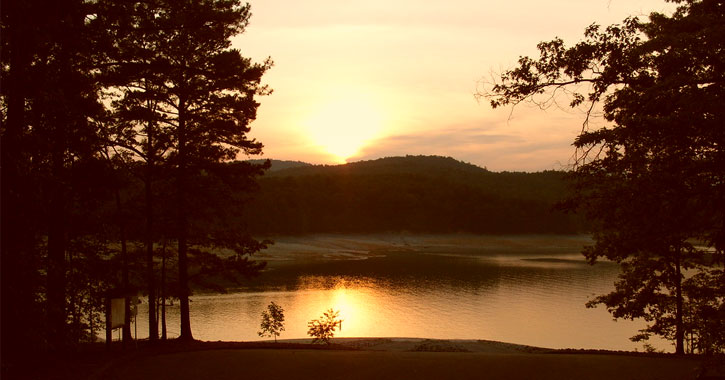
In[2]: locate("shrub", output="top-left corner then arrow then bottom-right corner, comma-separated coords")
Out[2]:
307,309 -> 342,344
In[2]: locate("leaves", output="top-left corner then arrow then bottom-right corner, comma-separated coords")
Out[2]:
1,0 -> 272,346
258,302 -> 285,342
307,309 -> 343,345
485,0 -> 725,353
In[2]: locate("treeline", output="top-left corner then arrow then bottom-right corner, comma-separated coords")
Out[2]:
1,0 -> 270,358
243,156 -> 582,234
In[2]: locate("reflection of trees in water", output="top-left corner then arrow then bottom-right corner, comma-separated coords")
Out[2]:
295,275 -> 385,291
243,251 -> 621,297
129,248 -> 660,350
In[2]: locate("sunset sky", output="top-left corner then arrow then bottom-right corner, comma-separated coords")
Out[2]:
233,0 -> 676,171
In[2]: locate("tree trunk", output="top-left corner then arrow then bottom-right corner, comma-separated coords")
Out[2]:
178,231 -> 192,340
674,246 -> 684,355
177,98 -> 193,341
47,84 -> 71,348
145,110 -> 159,341
145,158 -> 158,341
47,155 -> 67,350
161,238 -> 168,340
115,189 -> 133,345
1,0 -> 34,357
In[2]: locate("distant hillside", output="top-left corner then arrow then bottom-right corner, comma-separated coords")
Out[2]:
242,155 -> 581,234
264,155 -> 486,178
245,159 -> 312,172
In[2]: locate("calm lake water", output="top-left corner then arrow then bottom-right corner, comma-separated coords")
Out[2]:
133,235 -> 670,352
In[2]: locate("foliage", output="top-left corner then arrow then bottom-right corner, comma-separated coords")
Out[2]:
65,237 -> 115,344
245,156 -> 580,234
258,302 -> 285,342
682,269 -> 725,354
483,0 -> 724,354
307,309 -> 343,345
1,0 -> 270,351
96,0 -> 272,341
1,0 -> 112,351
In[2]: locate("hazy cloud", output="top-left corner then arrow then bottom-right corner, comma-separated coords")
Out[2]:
352,124 -> 574,172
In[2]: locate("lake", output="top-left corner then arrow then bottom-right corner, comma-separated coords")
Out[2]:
133,235 -> 670,352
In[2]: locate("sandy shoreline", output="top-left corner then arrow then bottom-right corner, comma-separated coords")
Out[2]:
6,337 -> 718,380
252,234 -> 595,264
275,337 -> 553,353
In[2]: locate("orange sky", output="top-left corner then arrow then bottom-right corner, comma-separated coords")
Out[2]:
233,0 -> 676,171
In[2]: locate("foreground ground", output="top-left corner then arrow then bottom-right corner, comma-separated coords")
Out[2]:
6,338 -> 721,380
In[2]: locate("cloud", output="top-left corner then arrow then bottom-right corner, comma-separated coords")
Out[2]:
351,123 -> 575,172
375,128 -> 520,149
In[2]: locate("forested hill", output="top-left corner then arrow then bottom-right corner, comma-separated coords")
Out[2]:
243,156 -> 582,234
246,159 -> 312,172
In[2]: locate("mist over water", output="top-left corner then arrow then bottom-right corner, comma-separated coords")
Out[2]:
134,235 -> 670,352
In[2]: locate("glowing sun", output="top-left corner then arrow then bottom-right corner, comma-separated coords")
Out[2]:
303,93 -> 386,163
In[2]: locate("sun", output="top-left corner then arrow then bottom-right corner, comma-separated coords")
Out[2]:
303,93 -> 386,163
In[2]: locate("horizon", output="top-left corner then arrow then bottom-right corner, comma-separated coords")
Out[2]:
251,154 -> 564,173
236,0 -> 676,171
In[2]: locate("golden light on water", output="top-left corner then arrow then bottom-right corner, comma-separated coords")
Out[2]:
134,270 -> 671,351
302,91 -> 387,163
297,276 -> 383,337
330,288 -> 354,332
133,237 -> 672,351
327,286 -> 376,336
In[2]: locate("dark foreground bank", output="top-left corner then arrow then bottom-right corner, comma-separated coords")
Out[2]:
3,339 -> 721,380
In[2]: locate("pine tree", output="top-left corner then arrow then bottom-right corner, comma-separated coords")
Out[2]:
101,0 -> 271,340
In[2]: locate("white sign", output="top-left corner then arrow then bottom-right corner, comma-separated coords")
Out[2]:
110,298 -> 125,329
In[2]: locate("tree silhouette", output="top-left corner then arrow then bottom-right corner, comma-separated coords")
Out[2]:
97,0 -> 179,341
258,302 -> 285,342
1,0 -> 272,354
483,0 -> 724,354
1,0 -> 110,351
100,0 -> 272,341
307,309 -> 343,345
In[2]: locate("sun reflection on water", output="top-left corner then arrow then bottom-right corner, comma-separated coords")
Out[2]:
296,276 -> 383,338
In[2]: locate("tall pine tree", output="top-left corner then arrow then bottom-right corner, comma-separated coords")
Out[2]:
100,0 -> 271,340
1,0 -> 108,351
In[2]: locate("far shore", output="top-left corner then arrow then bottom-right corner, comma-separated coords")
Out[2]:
6,337 -> 721,380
